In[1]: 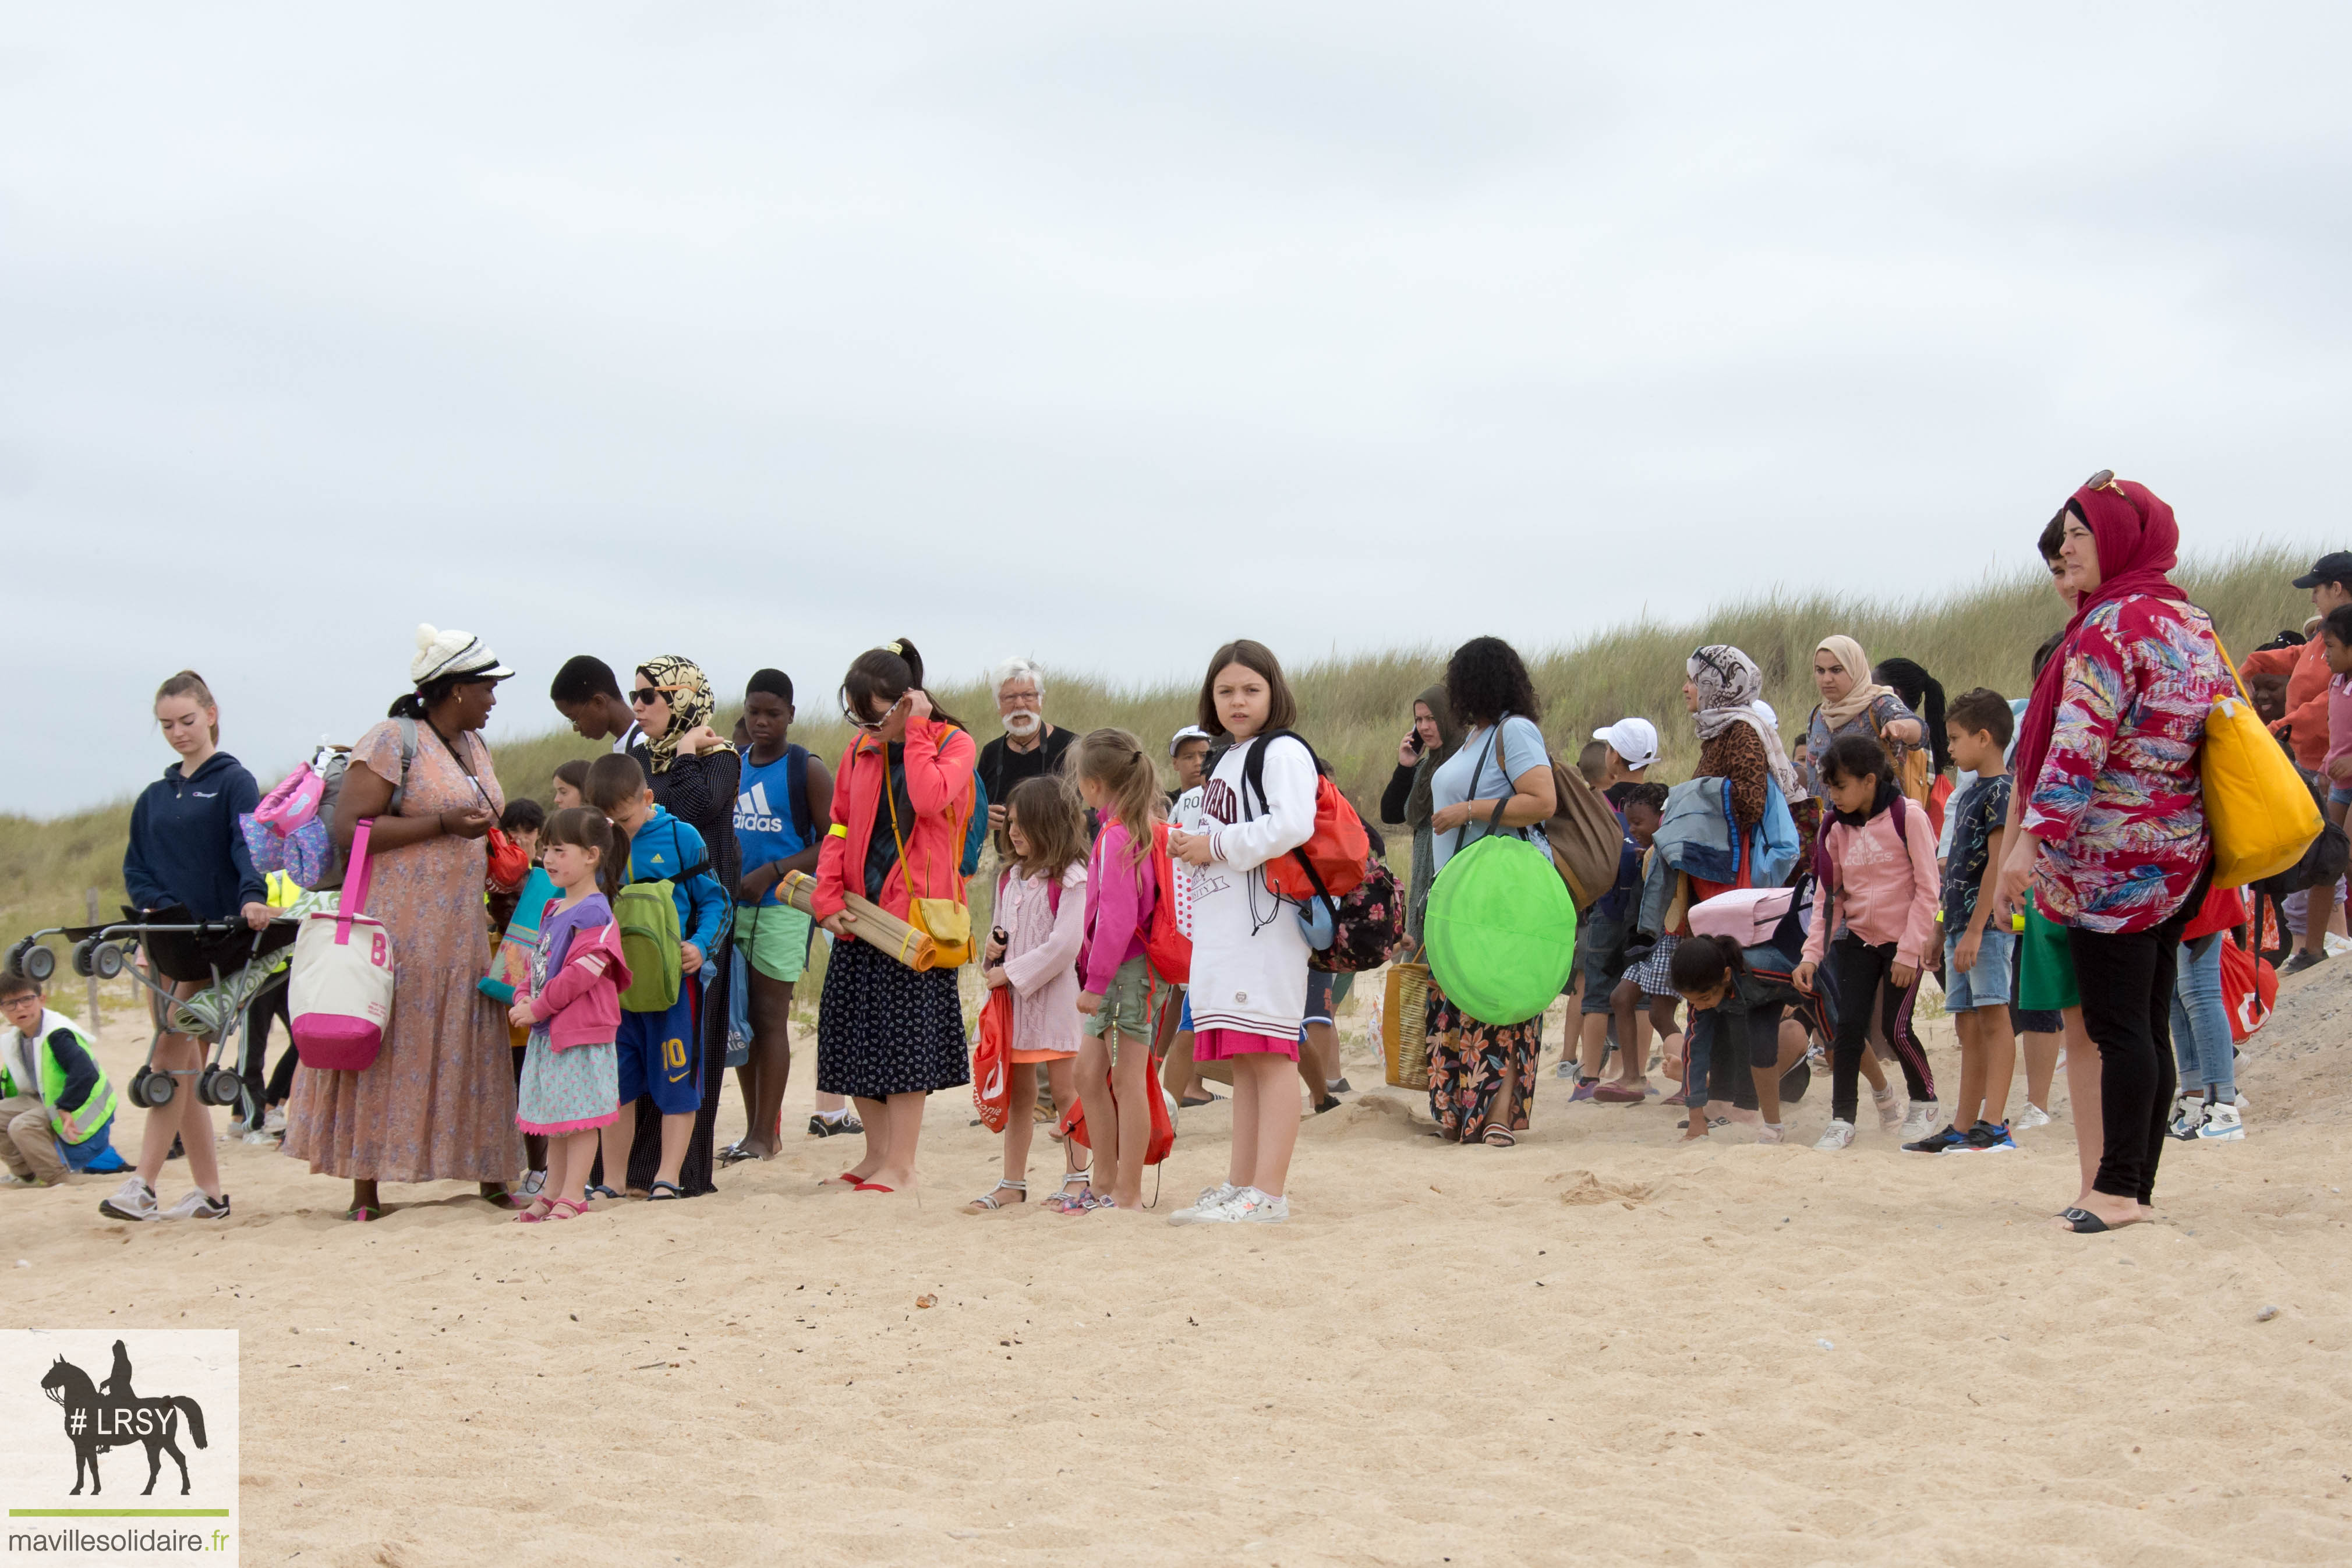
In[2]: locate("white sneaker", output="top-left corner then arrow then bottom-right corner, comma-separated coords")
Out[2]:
2012,1102 -> 2052,1132
99,1177 -> 160,1222
1873,1085 -> 1904,1131
161,1189 -> 231,1220
1814,1120 -> 1856,1151
1899,1101 -> 1940,1142
263,1106 -> 288,1134
1167,1183 -> 1240,1226
1194,1187 -> 1288,1224
2167,1094 -> 2205,1140
2195,1103 -> 2245,1141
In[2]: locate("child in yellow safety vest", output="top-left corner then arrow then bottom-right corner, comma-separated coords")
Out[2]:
0,969 -> 125,1187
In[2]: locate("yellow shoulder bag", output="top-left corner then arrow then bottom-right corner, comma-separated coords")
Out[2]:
884,728 -> 975,969
2202,632 -> 2321,887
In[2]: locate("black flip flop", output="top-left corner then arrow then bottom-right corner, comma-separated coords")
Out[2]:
647,1180 -> 687,1201
2056,1206 -> 2112,1234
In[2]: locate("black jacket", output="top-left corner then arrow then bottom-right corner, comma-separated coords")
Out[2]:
123,752 -> 265,921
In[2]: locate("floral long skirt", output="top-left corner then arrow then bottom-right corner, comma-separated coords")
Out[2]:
1423,981 -> 1543,1142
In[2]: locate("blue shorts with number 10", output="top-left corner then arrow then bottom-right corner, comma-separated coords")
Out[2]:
617,980 -> 702,1114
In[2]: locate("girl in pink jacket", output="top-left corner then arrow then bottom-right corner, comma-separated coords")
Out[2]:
507,808 -> 632,1221
1794,732 -> 1941,1149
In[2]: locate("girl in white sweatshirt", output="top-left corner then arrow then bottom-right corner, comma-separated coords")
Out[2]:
1165,640 -> 1317,1226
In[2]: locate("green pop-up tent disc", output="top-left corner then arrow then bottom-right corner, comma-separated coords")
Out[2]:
1423,834 -> 1579,1026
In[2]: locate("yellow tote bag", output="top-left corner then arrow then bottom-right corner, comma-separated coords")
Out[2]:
2202,633 -> 2322,887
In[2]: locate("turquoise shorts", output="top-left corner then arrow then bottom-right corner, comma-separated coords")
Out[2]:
735,901 -> 813,983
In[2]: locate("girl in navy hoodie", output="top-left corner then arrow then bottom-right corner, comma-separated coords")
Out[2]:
99,671 -> 271,1224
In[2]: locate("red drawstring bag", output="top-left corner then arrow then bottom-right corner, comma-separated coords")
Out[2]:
1144,822 -> 1193,986
2218,933 -> 2277,1044
1056,1070 -> 1175,1165
972,986 -> 1013,1132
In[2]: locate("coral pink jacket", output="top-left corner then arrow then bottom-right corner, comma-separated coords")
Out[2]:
812,718 -> 979,929
1802,798 -> 1940,971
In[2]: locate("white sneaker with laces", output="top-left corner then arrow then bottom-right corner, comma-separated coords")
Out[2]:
2011,1102 -> 2052,1132
1814,1119 -> 1856,1151
1872,1086 -> 1904,1130
99,1177 -> 160,1222
2196,1102 -> 2246,1141
2167,1094 -> 2205,1139
1899,1100 -> 1940,1142
1167,1183 -> 1240,1226
263,1106 -> 288,1134
162,1189 -> 231,1220
1194,1187 -> 1288,1224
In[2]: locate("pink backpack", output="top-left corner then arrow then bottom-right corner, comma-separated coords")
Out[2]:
289,820 -> 395,1071
254,762 -> 327,834
1686,886 -> 1795,948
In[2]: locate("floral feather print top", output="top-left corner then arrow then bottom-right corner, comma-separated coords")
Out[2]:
2023,595 -> 2232,934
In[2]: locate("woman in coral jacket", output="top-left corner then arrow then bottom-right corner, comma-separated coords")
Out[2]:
809,638 -> 979,1196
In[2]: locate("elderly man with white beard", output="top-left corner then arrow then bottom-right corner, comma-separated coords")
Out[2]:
976,656 -> 1078,841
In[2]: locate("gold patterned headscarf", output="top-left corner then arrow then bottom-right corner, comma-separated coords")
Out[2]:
636,654 -> 734,775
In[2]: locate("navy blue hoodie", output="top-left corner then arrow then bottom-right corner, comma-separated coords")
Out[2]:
123,752 -> 266,920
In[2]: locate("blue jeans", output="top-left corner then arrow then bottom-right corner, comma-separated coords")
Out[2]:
2169,933 -> 2235,1098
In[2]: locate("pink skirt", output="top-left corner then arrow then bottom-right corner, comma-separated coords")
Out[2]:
1192,1027 -> 1299,1064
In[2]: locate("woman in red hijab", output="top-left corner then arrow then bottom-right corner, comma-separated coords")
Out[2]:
1994,472 -> 2233,1235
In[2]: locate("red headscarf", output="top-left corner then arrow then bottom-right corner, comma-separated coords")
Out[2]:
2010,476 -> 2187,801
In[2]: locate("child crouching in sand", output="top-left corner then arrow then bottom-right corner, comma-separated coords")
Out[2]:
970,777 -> 1091,1213
1667,935 -> 1794,1142
507,808 -> 630,1222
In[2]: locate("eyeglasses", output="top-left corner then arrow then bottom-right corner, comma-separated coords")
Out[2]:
629,685 -> 684,707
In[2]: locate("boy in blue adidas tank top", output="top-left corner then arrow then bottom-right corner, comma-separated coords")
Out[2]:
727,670 -> 840,1158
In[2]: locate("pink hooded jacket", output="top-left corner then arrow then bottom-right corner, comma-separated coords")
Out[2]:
1802,793 -> 1940,971
519,907 -> 634,1051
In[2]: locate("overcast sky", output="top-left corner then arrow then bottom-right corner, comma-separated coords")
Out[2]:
4,3 -> 2345,816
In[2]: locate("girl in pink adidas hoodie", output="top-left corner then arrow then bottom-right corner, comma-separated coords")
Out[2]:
1794,733 -> 1940,1149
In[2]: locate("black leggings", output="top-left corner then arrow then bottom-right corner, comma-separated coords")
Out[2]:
1827,937 -> 1935,1123
238,972 -> 293,1120
2068,870 -> 2206,1203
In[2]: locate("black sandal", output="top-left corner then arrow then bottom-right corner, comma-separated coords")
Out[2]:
647,1180 -> 687,1201
2055,1206 -> 2111,1234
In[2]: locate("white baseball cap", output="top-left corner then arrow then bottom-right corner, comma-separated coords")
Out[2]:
1169,724 -> 1211,757
1591,717 -> 1658,770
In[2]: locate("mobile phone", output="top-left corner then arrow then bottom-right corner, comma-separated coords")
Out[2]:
1407,728 -> 1426,755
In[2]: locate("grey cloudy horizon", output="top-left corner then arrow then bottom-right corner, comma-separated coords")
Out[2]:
5,3 -> 2346,816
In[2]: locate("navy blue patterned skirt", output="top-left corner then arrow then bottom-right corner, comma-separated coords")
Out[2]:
815,935 -> 970,1099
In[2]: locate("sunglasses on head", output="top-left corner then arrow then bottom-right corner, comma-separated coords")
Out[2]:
2082,469 -> 2122,494
630,684 -> 686,707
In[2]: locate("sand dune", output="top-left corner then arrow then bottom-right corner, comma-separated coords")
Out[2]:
10,967 -> 2352,1566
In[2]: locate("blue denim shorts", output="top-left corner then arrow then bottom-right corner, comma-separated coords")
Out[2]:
1943,926 -> 2015,1011
2331,784 -> 2352,808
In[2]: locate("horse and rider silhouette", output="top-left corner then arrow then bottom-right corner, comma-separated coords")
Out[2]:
38,1340 -> 208,1496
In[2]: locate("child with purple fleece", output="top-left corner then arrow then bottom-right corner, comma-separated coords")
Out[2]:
1071,728 -> 1165,1213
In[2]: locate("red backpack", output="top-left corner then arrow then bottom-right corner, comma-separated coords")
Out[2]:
1144,820 -> 1193,986
1240,731 -> 1367,906
1057,1074 -> 1176,1165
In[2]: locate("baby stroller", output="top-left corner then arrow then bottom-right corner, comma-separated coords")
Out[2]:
5,911 -> 298,1113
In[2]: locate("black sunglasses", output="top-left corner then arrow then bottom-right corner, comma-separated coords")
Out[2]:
630,685 -> 684,707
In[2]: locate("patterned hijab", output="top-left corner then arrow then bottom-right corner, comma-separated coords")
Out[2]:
638,654 -> 735,775
1688,644 -> 1803,800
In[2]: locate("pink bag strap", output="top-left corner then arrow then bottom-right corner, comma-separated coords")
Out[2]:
337,820 -> 377,932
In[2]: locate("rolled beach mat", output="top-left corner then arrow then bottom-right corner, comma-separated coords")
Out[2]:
778,870 -> 939,971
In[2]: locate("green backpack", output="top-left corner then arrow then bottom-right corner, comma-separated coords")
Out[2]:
1424,798 -> 1579,1027
614,874 -> 682,1014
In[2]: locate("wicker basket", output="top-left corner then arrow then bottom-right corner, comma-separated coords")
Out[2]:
1382,961 -> 1433,1089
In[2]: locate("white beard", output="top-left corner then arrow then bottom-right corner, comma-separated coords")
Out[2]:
1002,712 -> 1042,737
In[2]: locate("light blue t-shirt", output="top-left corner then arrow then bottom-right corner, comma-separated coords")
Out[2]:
1429,714 -> 1551,874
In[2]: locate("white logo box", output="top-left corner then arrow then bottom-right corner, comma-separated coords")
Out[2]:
1,1330 -> 239,1566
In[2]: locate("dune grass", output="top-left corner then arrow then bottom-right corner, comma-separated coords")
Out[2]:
1,546 -> 2312,944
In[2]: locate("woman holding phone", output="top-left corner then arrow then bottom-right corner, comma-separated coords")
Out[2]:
809,639 -> 978,1196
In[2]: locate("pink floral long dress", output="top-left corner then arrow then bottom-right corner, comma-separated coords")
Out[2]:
284,721 -> 522,1183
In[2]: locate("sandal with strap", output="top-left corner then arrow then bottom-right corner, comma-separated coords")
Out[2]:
646,1180 -> 686,1201
511,1195 -> 557,1223
517,1196 -> 588,1224
965,1180 -> 1028,1212
585,1183 -> 621,1202
1041,1169 -> 1093,1213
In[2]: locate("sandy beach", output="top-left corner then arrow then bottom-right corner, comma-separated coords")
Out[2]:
9,964 -> 2351,1567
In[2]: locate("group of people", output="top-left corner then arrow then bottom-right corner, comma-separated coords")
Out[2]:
0,470 -> 2313,1236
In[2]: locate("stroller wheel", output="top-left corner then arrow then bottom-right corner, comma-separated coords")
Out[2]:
197,1066 -> 244,1109
3,938 -> 33,978
129,1066 -> 175,1110
92,942 -> 126,979
23,944 -> 56,983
